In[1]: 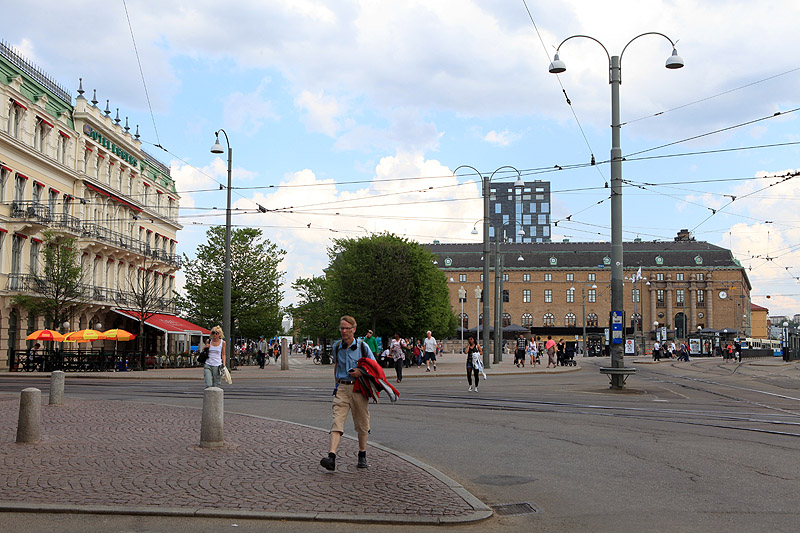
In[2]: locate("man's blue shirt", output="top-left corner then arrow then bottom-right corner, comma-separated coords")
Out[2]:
333,338 -> 374,380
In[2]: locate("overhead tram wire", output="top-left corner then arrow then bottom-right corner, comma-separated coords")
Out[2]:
122,0 -> 161,148
621,65 -> 800,126
624,106 -> 800,159
521,0 -> 608,187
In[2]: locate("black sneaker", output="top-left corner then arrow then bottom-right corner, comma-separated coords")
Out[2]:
320,453 -> 336,471
357,453 -> 368,469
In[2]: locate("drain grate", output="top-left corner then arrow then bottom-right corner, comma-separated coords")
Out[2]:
492,502 -> 540,516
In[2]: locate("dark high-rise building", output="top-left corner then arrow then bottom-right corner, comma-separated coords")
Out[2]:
489,180 -> 551,243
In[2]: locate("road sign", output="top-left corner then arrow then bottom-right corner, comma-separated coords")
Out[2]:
625,339 -> 635,354
611,311 -> 623,344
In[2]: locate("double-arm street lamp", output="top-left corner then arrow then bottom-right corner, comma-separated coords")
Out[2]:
572,284 -> 597,356
456,165 -> 524,369
210,129 -> 233,370
548,33 -> 683,389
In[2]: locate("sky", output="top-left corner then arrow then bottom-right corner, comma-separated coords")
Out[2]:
4,0 -> 800,317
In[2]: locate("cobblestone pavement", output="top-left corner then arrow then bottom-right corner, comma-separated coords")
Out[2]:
0,397 -> 489,524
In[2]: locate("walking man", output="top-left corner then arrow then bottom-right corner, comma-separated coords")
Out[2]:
320,315 -> 375,472
515,333 -> 526,368
257,336 -> 267,368
364,329 -> 379,359
423,330 -> 437,372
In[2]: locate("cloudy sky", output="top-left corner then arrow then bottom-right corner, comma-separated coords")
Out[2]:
5,0 -> 800,316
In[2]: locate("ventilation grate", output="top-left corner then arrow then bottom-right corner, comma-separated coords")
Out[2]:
492,502 -> 540,516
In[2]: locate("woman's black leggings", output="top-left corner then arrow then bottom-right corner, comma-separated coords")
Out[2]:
466,366 -> 480,386
395,358 -> 403,381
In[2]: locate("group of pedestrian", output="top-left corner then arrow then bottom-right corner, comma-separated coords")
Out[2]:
652,340 -> 692,362
722,341 -> 741,363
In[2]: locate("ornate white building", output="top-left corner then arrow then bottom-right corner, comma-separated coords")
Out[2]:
0,41 -> 196,368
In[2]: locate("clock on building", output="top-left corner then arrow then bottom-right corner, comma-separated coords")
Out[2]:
718,291 -> 727,299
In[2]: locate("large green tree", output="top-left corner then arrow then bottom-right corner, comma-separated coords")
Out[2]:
287,275 -> 337,343
12,230 -> 86,329
175,227 -> 285,339
324,232 -> 457,339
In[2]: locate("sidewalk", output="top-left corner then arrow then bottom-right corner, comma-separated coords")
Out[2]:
1,352 -> 582,380
0,395 -> 490,524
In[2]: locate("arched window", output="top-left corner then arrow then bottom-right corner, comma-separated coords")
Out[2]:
458,313 -> 468,329
502,313 -> 512,327
587,313 -> 598,327
565,313 -> 576,327
543,313 -> 555,327
521,313 -> 533,327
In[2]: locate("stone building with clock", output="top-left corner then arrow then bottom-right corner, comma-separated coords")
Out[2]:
428,230 -> 751,354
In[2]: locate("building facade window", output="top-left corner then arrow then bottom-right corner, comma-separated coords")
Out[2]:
544,273 -> 552,281
459,274 -> 466,282
503,273 -> 509,282
697,289 -> 705,304
543,313 -> 555,326
566,273 -> 574,281
29,240 -> 40,275
14,174 -> 26,202
521,313 -> 533,327
502,313 -> 511,327
565,313 -> 576,327
697,273 -> 704,281
676,273 -> 684,281
523,273 -> 530,282
657,289 -> 665,303
566,288 -> 574,303
0,166 -> 8,201
459,313 -> 468,329
588,273 -> 596,281
676,289 -> 685,304
588,289 -> 596,303
544,289 -> 552,303
502,290 -> 509,303
587,313 -> 598,327
656,273 -> 664,281
523,289 -> 531,303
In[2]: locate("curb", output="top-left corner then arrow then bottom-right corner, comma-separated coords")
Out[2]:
0,403 -> 493,525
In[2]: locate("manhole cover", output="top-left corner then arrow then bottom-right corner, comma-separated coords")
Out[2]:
492,502 -> 540,516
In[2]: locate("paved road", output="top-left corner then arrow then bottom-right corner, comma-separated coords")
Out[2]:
2,354 -> 799,532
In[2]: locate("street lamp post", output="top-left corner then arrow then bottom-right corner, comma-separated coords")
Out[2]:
456,165 -> 524,369
782,321 -> 789,361
474,286 -> 482,351
458,286 -> 467,355
210,130 -> 233,371
574,284 -> 597,357
549,32 -> 683,389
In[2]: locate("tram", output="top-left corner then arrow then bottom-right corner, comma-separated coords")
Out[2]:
741,338 -> 782,357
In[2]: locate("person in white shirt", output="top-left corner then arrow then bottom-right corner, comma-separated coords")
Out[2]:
423,330 -> 437,372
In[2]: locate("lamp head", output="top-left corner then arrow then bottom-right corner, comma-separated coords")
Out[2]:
514,175 -> 525,187
665,48 -> 684,69
471,226 -> 479,235
549,52 -> 566,74
210,134 -> 224,154
517,254 -> 524,262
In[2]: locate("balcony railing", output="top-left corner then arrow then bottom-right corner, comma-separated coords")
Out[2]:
6,273 -> 175,313
9,205 -> 181,268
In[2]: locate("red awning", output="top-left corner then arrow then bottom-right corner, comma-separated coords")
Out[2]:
114,309 -> 210,335
84,181 -> 142,212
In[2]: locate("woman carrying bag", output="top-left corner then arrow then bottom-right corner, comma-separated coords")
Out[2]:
204,325 -> 227,388
464,335 -> 484,392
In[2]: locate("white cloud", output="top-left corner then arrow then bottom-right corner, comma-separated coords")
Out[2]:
484,129 -> 520,147
222,78 -> 278,134
295,90 -> 344,136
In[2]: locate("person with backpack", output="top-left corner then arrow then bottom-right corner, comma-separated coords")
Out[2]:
320,315 -> 375,472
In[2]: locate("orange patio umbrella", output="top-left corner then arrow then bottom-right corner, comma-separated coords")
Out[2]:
102,329 -> 137,341
26,329 -> 65,342
64,329 -> 107,342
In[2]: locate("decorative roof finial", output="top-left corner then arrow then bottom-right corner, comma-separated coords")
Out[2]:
114,108 -> 121,125
77,78 -> 85,97
104,100 -> 111,116
124,117 -> 130,133
135,125 -> 140,140
91,89 -> 98,107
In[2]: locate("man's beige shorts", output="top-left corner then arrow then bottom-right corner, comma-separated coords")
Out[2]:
331,383 -> 370,436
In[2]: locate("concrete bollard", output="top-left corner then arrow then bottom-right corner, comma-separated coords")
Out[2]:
200,386 -> 224,448
281,337 -> 289,370
49,371 -> 65,405
17,388 -> 41,444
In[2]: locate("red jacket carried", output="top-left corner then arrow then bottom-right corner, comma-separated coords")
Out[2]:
354,357 -> 399,403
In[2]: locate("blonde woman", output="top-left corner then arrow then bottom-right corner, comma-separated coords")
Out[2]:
204,325 -> 227,388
